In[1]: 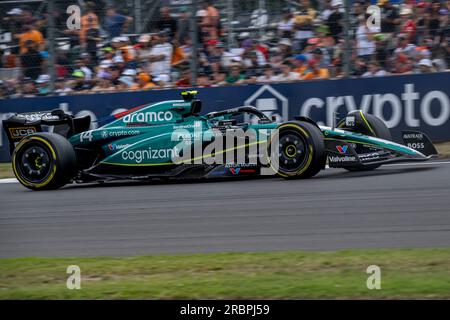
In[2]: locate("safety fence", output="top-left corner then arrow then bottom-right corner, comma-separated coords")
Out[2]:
1,0 -> 450,98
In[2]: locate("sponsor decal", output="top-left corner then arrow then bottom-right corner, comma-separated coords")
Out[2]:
122,147 -> 179,164
172,102 -> 191,107
173,122 -> 201,130
345,116 -> 356,127
80,130 -> 93,142
228,167 -> 257,175
329,155 -> 357,163
8,127 -> 37,139
300,83 -> 450,128
403,133 -> 423,139
108,143 -> 129,151
225,163 -> 258,168
230,167 -> 241,175
122,111 -> 173,124
336,145 -> 349,154
407,142 -> 425,149
244,85 -> 289,123
16,112 -> 59,122
100,130 -> 140,139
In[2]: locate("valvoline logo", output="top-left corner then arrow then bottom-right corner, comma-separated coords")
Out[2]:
230,168 -> 241,175
336,145 -> 348,154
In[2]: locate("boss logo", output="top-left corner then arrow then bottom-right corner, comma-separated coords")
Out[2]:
9,127 -> 37,139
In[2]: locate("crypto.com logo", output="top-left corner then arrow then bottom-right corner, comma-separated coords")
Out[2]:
66,5 -> 81,30
366,5 -> 381,30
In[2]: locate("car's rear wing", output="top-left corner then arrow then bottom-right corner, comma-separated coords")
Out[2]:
2,109 -> 91,155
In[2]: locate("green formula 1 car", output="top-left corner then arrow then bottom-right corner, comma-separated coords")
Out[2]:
3,91 -> 438,190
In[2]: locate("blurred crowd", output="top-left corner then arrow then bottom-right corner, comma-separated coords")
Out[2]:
1,0 -> 450,98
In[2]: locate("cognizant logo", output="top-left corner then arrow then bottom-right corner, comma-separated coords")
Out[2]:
122,147 -> 179,163
123,111 -> 173,123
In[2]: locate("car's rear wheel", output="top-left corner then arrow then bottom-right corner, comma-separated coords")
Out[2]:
269,121 -> 326,179
12,133 -> 76,190
337,110 -> 392,171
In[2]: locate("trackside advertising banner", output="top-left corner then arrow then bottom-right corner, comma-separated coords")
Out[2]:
1,72 -> 450,161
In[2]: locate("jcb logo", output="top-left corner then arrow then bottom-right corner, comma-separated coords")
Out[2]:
9,127 -> 37,139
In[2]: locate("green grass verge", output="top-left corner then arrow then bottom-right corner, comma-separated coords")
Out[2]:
436,141 -> 450,158
1,248 -> 450,299
0,163 -> 13,179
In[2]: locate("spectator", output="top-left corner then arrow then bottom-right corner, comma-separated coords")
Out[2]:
147,32 -> 173,83
105,7 -> 133,39
241,39 -> 266,67
293,54 -> 308,77
356,15 -> 377,60
275,60 -> 300,81
293,0 -> 316,51
257,64 -> 278,83
20,39 -> 43,79
226,64 -> 247,84
91,78 -> 114,92
393,53 -> 413,74
417,58 -> 434,73
21,78 -> 37,97
18,24 -> 44,55
400,7 -> 416,43
200,1 -> 220,41
117,75 -> 136,90
302,59 -> 330,80
175,68 -> 192,87
80,2 -> 99,47
54,77 -> 73,95
379,0 -> 400,35
197,73 -> 212,87
151,7 -> 177,39
429,1 -> 443,39
35,74 -> 50,96
278,8 -> 294,38
131,73 -> 156,90
326,0 -> 343,41
362,61 -> 387,77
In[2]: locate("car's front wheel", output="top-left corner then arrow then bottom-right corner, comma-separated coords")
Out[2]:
268,121 -> 326,179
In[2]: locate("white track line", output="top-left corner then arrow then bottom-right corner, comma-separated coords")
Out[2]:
0,161 -> 449,184
0,178 -> 18,184
384,161 -> 450,167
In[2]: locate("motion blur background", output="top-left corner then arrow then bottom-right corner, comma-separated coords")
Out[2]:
0,0 -> 449,98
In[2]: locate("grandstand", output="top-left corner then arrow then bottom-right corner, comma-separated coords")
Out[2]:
0,0 -> 449,98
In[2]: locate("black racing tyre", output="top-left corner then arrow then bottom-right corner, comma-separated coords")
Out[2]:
12,132 -> 76,190
269,121 -> 326,179
338,111 -> 392,171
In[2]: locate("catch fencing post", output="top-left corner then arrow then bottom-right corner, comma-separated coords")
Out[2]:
343,0 -> 351,78
190,0 -> 199,86
47,0 -> 56,93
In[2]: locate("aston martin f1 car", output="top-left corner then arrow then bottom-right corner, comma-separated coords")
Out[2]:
3,91 -> 438,190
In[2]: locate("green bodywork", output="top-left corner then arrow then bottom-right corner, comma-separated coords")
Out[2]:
68,99 -> 426,170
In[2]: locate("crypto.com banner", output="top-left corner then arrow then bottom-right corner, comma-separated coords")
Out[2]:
1,72 -> 450,162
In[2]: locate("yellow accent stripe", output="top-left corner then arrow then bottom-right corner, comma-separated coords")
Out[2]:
13,136 -> 57,188
360,110 -> 376,136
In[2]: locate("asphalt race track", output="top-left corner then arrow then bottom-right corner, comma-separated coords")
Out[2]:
1,162 -> 450,258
